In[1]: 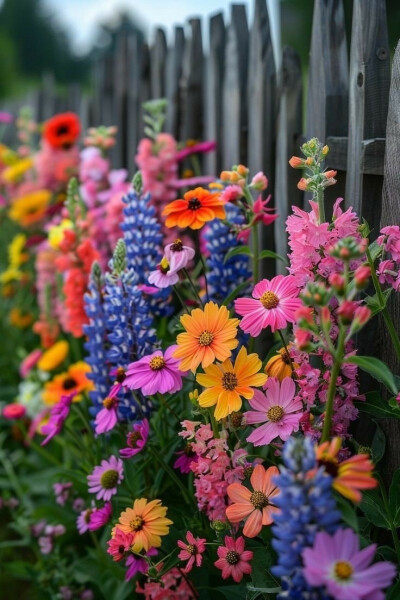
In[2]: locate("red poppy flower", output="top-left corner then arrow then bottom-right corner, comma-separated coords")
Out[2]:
43,112 -> 81,149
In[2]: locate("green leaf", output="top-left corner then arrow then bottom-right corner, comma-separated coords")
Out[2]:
344,355 -> 398,395
387,577 -> 400,600
377,545 -> 398,562
367,240 -> 383,262
216,586 -> 250,599
222,279 -> 252,307
258,249 -> 288,264
365,288 -> 392,316
355,391 -> 400,420
389,468 -> 400,527
359,490 -> 390,529
371,421 -> 386,464
335,494 -> 359,532
223,245 -> 253,263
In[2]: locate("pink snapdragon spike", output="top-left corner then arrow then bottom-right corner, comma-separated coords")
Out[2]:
88,502 -> 112,531
148,256 -> 180,288
164,239 -> 195,272
120,419 -> 149,459
94,396 -> 118,434
214,536 -> 253,583
245,377 -> 303,446
20,349 -> 43,378
235,275 -> 302,336
87,455 -> 124,501
2,403 -> 26,420
302,528 -> 396,600
41,392 -> 76,446
124,346 -> 188,396
177,531 -> 206,573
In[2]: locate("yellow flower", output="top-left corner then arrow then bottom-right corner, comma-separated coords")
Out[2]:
197,346 -> 268,420
48,219 -> 73,249
0,144 -> 18,166
264,346 -> 298,382
2,157 -> 34,183
116,498 -> 173,552
9,190 -> 51,227
42,361 -> 93,405
9,308 -> 33,328
37,340 -> 69,371
0,234 -> 29,284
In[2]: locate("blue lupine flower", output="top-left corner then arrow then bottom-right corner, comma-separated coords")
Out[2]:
204,203 -> 251,305
271,437 -> 341,599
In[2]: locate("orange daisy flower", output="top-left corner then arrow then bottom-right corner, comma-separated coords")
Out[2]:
115,498 -> 173,552
264,346 -> 298,382
9,190 -> 51,227
163,187 -> 226,229
42,361 -> 93,405
173,302 -> 239,372
315,437 -> 377,502
226,464 -> 280,537
197,346 -> 267,420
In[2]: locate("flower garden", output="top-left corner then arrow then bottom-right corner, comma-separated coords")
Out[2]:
1,80 -> 400,600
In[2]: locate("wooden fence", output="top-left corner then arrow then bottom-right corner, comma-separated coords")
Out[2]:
1,0 -> 400,475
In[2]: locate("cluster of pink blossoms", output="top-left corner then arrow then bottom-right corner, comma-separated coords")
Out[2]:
377,225 -> 400,291
136,566 -> 196,599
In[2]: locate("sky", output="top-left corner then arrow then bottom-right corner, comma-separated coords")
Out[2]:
44,0 -> 256,54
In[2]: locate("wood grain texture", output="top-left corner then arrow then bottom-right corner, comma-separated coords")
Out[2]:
165,27 -> 185,138
181,19 -> 204,141
150,28 -> 167,100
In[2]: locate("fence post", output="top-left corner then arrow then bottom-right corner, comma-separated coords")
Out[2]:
180,19 -> 204,142
165,26 -> 186,139
150,28 -> 167,100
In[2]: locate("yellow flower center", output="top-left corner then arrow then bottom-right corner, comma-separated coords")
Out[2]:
103,397 -> 117,410
130,516 -> 144,531
198,331 -> 214,346
186,543 -> 196,555
160,257 -> 170,274
260,291 -> 279,309
334,561 -> 353,580
128,432 -> 142,448
225,550 -> 240,565
222,372 -> 238,391
267,405 -> 284,422
100,469 -> 119,489
149,356 -> 166,371
250,490 -> 269,509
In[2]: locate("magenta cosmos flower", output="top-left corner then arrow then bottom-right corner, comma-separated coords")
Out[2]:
302,528 -> 396,600
177,531 -> 206,573
95,397 -> 118,435
124,346 -> 187,396
2,403 -> 26,420
77,506 -> 94,535
41,392 -> 76,445
87,455 -> 124,501
148,256 -> 180,288
245,377 -> 302,446
120,419 -> 149,459
214,536 -> 253,583
164,238 -> 195,271
235,275 -> 302,336
88,502 -> 112,531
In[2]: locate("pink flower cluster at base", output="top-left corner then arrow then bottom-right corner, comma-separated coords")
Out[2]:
377,225 -> 400,292
136,567 -> 197,599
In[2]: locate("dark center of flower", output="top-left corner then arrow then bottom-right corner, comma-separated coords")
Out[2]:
225,550 -> 240,565
116,368 -> 126,383
334,561 -> 353,580
318,457 -> 339,477
186,544 -> 196,555
198,331 -> 214,346
260,291 -> 279,309
149,356 -> 166,371
188,197 -> 201,210
100,469 -> 119,489
280,349 -> 291,365
222,372 -> 238,391
130,516 -> 144,531
171,239 -> 183,252
128,432 -> 142,448
118,545 -> 125,555
63,377 -> 77,390
250,490 -> 269,510
184,443 -> 194,456
244,465 -> 254,478
267,405 -> 284,422
84,509 -> 93,523
103,397 -> 117,410
230,412 -> 243,428
57,125 -> 69,136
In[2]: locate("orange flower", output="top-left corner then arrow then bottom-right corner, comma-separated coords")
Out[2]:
173,302 -> 239,372
115,498 -> 173,552
264,346 -> 298,382
37,340 -> 69,371
9,190 -> 51,227
163,187 -> 225,229
226,465 -> 280,537
315,438 -> 377,502
42,361 -> 93,405
43,112 -> 81,149
196,346 -> 267,420
9,308 -> 33,328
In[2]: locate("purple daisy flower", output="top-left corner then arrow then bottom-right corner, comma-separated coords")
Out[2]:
94,397 -> 118,434
302,528 -> 396,600
164,239 -> 195,272
87,456 -> 124,501
124,346 -> 188,396
120,419 -> 149,459
174,443 -> 198,474
148,256 -> 180,289
77,507 -> 94,535
88,502 -> 112,531
41,392 -> 76,446
125,548 -> 157,581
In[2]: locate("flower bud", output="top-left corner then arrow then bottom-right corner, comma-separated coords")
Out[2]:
250,171 -> 268,190
295,329 -> 313,351
337,300 -> 358,324
354,265 -> 371,288
329,273 -> 346,295
289,156 -> 305,168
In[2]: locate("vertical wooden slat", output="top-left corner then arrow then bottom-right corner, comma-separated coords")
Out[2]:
150,28 -> 167,99
204,13 -> 225,175
345,0 -> 390,225
126,32 -> 143,171
180,18 -> 204,142
274,46 -> 303,273
222,5 -> 249,168
165,26 -> 186,139
137,43 -> 151,141
113,30 -> 130,167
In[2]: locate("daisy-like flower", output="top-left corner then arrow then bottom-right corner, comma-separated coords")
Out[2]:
177,531 -> 206,573
214,536 -> 253,583
163,187 -> 226,230
41,392 -> 76,446
107,367 -> 127,399
164,239 -> 195,271
196,346 -> 267,420
235,275 -> 302,336
174,443 -> 198,474
124,346 -> 187,396
315,438 -> 378,502
2,403 -> 26,419
95,396 -> 118,435
245,377 -> 302,446
148,256 -> 180,288
115,498 -> 173,552
125,548 -> 157,581
226,464 -> 280,537
264,346 -> 298,381
173,302 -> 239,372
42,361 -> 93,405
107,527 -> 133,562
77,507 -> 94,535
43,112 -> 81,149
87,456 -> 124,501
302,528 -> 396,600
88,502 -> 112,531
120,419 -> 149,459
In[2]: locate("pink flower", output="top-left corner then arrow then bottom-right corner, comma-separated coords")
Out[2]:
235,275 -> 302,336
87,455 -> 124,501
120,419 -> 149,459
250,172 -> 269,191
2,403 -> 26,420
41,393 -> 75,446
245,377 -> 303,446
177,531 -> 206,573
20,349 -> 43,378
0,111 -> 13,123
89,502 -> 112,531
252,194 -> 278,226
107,527 -> 133,561
302,528 -> 396,600
175,140 -> 217,161
214,536 -> 253,583
148,257 -> 180,288
53,482 -> 72,506
221,185 -> 244,203
95,397 -> 118,434
124,346 -> 187,396
164,239 -> 195,272
77,507 -> 94,535
125,550 -> 156,581
174,443 -> 198,473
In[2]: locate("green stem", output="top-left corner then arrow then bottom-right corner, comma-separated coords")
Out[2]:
251,223 -> 260,286
378,476 -> 400,565
173,285 -> 190,314
315,186 -> 326,224
183,268 -> 204,307
209,408 -> 220,439
366,247 -> 400,361
199,254 -> 209,302
277,330 -> 295,372
147,445 -> 191,505
321,327 -> 346,443
156,392 -> 180,422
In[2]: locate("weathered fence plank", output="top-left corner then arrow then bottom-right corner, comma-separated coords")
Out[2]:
150,28 -> 167,100
165,26 -> 185,139
180,19 -> 204,142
